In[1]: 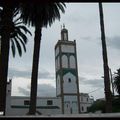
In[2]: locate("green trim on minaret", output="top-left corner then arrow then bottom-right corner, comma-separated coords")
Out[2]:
56,69 -> 77,77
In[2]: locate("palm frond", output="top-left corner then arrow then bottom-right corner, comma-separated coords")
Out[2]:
10,39 -> 16,57
15,27 -> 28,44
13,15 -> 21,24
14,37 -> 22,57
19,2 -> 66,28
15,36 -> 26,52
13,7 -> 19,18
113,68 -> 120,95
14,21 -> 23,26
17,25 -> 32,36
15,33 -> 26,44
0,4 -> 30,57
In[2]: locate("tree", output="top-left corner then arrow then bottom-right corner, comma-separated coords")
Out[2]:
88,99 -> 106,113
88,97 -> 120,113
0,8 -> 32,57
0,1 -> 31,115
113,68 -> 120,96
98,2 -> 112,113
20,2 -> 66,115
0,2 -> 16,115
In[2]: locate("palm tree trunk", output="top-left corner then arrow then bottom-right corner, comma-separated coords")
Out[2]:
99,2 -> 112,113
0,3 -> 13,115
28,24 -> 42,115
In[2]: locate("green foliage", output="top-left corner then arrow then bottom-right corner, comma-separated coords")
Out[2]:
112,96 -> 120,112
88,100 -> 105,113
88,96 -> 120,113
113,68 -> 120,95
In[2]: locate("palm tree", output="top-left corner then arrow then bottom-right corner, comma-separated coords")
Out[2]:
0,1 -> 31,115
113,68 -> 120,96
20,2 -> 66,115
0,8 -> 32,57
0,2 -> 15,115
98,2 -> 112,113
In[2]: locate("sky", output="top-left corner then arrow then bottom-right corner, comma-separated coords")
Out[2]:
8,3 -> 120,100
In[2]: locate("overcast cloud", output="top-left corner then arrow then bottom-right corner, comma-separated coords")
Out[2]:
18,84 -> 56,97
107,36 -> 120,50
9,68 -> 54,79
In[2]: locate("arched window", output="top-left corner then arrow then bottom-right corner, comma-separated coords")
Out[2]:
62,55 -> 68,68
70,55 -> 75,68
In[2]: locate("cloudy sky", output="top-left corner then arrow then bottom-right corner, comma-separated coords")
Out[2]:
8,3 -> 120,100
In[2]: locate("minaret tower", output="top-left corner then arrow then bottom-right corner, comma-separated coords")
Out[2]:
55,25 -> 80,114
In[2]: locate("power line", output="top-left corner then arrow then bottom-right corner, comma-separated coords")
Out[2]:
88,87 -> 104,94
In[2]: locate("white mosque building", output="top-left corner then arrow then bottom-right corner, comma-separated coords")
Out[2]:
5,25 -> 94,116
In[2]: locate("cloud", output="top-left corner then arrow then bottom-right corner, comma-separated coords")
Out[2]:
37,84 -> 56,97
18,83 -> 56,97
79,76 -> 104,88
65,14 -> 84,23
9,68 -> 31,79
18,87 -> 30,96
9,68 -> 54,79
80,36 -> 92,41
107,36 -> 120,50
97,36 -> 120,50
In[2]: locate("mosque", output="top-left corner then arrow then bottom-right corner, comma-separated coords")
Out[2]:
5,25 -> 94,116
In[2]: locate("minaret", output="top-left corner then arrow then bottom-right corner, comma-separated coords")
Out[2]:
55,25 -> 80,114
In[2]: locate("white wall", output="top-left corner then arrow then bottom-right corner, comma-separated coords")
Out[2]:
6,94 -> 94,115
6,79 -> 94,115
6,96 -> 62,116
79,94 -> 94,113
63,72 -> 77,93
64,96 -> 78,114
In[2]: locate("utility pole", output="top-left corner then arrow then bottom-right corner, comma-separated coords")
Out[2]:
99,2 -> 112,113
109,68 -> 115,96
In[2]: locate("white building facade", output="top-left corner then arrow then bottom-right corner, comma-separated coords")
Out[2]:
6,26 -> 94,116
